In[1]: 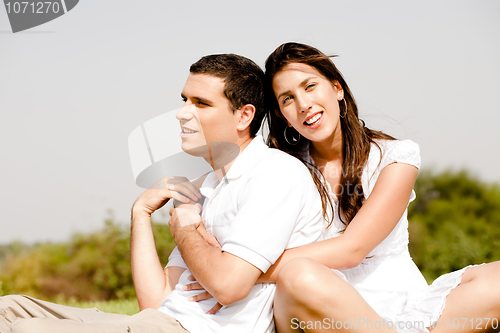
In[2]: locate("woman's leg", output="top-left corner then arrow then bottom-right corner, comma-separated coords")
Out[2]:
430,261 -> 500,333
274,257 -> 396,333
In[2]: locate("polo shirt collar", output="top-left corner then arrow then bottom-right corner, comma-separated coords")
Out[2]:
199,136 -> 266,199
224,135 -> 266,180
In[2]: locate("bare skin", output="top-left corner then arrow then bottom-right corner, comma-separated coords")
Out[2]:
131,175 -> 202,310
187,61 -> 500,332
268,61 -> 500,333
428,262 -> 500,333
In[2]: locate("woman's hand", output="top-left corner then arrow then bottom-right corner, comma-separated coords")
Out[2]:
184,275 -> 223,314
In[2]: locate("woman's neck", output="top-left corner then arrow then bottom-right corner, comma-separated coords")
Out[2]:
310,125 -> 343,164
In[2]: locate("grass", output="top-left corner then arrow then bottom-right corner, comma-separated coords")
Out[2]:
59,298 -> 140,316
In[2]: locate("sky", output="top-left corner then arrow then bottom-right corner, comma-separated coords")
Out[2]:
1,0 -> 499,244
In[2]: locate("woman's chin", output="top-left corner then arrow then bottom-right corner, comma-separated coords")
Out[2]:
302,128 -> 333,144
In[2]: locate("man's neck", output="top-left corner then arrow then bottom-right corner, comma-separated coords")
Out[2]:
210,136 -> 254,182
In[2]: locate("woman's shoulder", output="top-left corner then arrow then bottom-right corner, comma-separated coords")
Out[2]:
368,138 -> 421,171
361,138 -> 420,200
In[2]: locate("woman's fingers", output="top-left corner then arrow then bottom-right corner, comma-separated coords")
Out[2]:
207,302 -> 223,315
188,291 -> 214,302
183,281 -> 204,291
182,274 -> 221,313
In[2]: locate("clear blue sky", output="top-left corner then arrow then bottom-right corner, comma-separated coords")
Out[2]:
1,0 -> 499,244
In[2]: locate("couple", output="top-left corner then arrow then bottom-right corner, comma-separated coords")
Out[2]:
1,43 -> 499,333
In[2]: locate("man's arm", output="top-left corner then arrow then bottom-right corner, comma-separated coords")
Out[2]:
131,176 -> 201,310
131,210 -> 186,310
169,208 -> 261,306
168,155 -> 319,306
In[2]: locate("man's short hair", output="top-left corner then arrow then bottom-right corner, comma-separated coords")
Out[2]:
189,54 -> 265,137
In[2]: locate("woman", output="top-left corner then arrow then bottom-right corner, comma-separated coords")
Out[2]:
260,42 -> 500,333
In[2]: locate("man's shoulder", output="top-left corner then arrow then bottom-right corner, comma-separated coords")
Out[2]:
251,144 -> 309,174
231,137 -> 313,190
240,146 -> 314,195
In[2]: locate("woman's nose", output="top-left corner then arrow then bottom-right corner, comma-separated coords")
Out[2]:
296,94 -> 311,113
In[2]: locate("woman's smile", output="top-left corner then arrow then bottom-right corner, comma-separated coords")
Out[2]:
272,63 -> 344,144
304,111 -> 323,128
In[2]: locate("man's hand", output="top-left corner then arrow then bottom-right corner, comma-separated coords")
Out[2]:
133,176 -> 201,217
197,223 -> 221,249
169,204 -> 203,239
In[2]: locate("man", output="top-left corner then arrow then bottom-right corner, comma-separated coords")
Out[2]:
0,54 -> 323,333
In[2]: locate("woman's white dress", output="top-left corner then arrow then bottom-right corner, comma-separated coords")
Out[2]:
308,139 -> 475,333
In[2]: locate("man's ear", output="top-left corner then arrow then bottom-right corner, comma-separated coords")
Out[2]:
236,104 -> 256,132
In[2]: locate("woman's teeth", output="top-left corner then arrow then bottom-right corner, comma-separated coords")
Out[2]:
305,113 -> 321,125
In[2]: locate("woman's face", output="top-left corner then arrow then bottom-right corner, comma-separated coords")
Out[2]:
272,63 -> 344,145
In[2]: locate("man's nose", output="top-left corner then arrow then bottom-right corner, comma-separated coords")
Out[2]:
176,103 -> 192,121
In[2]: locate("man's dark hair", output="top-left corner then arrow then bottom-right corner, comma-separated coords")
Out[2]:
190,54 -> 265,137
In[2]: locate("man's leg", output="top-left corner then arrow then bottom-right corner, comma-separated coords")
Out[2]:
1,295 -> 188,333
1,295 -> 108,331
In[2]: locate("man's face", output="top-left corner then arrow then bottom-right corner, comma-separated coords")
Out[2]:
176,73 -> 241,159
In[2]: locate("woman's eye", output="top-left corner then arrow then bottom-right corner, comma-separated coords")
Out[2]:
305,83 -> 316,90
282,96 -> 292,105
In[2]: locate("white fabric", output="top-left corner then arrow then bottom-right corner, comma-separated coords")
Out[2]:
159,136 -> 324,333
313,139 -> 472,333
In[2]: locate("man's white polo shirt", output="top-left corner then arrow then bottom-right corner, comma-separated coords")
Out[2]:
159,136 -> 323,333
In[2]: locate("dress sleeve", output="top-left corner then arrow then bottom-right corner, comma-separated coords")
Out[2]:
381,139 -> 420,202
362,139 -> 421,202
379,139 -> 421,170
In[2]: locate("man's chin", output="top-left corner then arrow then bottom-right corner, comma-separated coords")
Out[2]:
181,142 -> 241,169
181,144 -> 210,158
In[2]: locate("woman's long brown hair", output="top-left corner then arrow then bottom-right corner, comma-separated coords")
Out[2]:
265,42 -> 395,230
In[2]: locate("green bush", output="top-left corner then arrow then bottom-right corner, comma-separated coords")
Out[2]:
408,170 -> 500,282
0,218 -> 176,302
1,170 -> 499,301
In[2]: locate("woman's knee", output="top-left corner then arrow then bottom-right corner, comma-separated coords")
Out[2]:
461,262 -> 500,308
479,262 -> 500,305
276,257 -> 344,304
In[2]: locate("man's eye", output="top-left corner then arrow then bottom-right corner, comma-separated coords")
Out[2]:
197,101 -> 209,107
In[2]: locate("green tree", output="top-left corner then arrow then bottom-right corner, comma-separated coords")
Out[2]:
0,218 -> 176,302
2,170 -> 499,300
409,170 -> 500,282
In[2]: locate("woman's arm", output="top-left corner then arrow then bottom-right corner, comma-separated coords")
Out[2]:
258,162 -> 418,283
